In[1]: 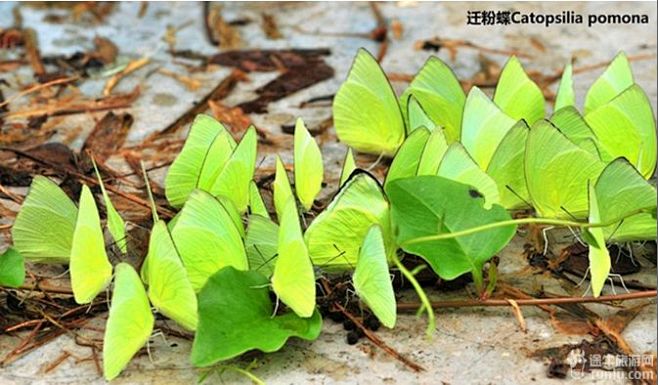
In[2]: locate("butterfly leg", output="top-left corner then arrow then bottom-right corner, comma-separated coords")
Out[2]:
575,266 -> 591,288
542,226 -> 555,255
567,226 -> 586,246
608,274 -> 630,294
626,243 -> 638,267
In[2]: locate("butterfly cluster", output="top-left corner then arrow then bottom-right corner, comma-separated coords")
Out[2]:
2,49 -> 656,381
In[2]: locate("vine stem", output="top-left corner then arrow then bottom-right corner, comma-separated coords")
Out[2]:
391,253 -> 435,338
396,290 -> 657,311
400,213 -> 644,246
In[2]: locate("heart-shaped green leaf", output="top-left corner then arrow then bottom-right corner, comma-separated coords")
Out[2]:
0,248 -> 25,288
191,267 -> 322,367
386,176 -> 515,280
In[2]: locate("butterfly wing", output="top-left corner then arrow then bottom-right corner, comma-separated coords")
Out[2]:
525,121 -> 605,218
210,126 -> 258,213
486,121 -> 530,209
273,155 -> 294,220
171,190 -> 247,292
271,199 -> 316,318
554,63 -> 575,111
245,214 -> 279,278
333,49 -> 405,155
11,176 -> 77,263
353,225 -> 396,328
92,159 -> 127,253
165,114 -> 236,207
586,182 -> 611,298
400,56 -> 465,140
69,185 -> 112,304
143,220 -> 197,331
386,127 -> 430,186
294,118 -> 324,211
493,56 -> 545,124
461,87 -> 517,170
584,52 -> 633,114
103,263 -> 154,381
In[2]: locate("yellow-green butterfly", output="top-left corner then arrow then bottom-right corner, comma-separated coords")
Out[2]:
493,56 -> 545,124
353,225 -> 396,328
248,180 -> 269,218
245,214 -> 279,278
208,126 -> 258,213
584,84 -> 656,178
460,87 -> 517,170
437,143 -> 500,209
103,263 -> 154,381
271,198 -> 316,317
550,106 -> 605,159
386,127 -> 431,186
554,62 -> 575,111
584,52 -> 633,114
69,185 -> 113,304
171,189 -> 248,292
273,155 -> 294,220
339,148 -> 357,187
305,171 -> 394,270
586,181 -> 610,298
406,95 -> 437,132
525,121 -> 605,219
400,56 -> 465,141
485,121 -> 531,209
333,48 -> 405,156
594,158 -> 657,242
141,220 -> 197,331
294,118 -> 323,211
165,114 -> 236,208
11,176 -> 77,263
92,158 -> 127,253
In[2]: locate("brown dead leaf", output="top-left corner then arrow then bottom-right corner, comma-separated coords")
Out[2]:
157,68 -> 201,91
207,6 -> 241,49
391,19 -> 403,39
261,13 -> 282,39
208,100 -> 251,133
92,36 -> 118,65
506,299 -> 527,333
103,56 -> 149,96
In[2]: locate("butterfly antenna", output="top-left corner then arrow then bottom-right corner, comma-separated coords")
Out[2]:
505,185 -> 532,208
604,219 -> 624,243
366,152 -> 385,172
141,160 -> 159,223
271,295 -> 280,319
559,206 -> 579,221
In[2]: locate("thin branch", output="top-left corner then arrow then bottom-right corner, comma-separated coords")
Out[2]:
397,290 -> 656,311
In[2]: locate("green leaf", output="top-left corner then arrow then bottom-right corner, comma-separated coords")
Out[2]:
584,84 -> 657,178
191,267 -> 322,367
584,52 -> 633,114
461,87 -> 517,170
11,176 -> 77,263
103,263 -> 154,381
586,182 -> 610,298
493,56 -> 545,124
386,176 -> 515,280
92,158 -> 127,253
69,185 -> 112,304
210,126 -> 258,213
400,56 -> 465,141
245,215 -> 279,278
165,114 -> 236,208
385,127 -> 430,186
294,118 -> 323,211
554,63 -> 575,111
0,248 -> 25,288
333,48 -> 405,156
273,155 -> 293,220
339,148 -> 356,187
